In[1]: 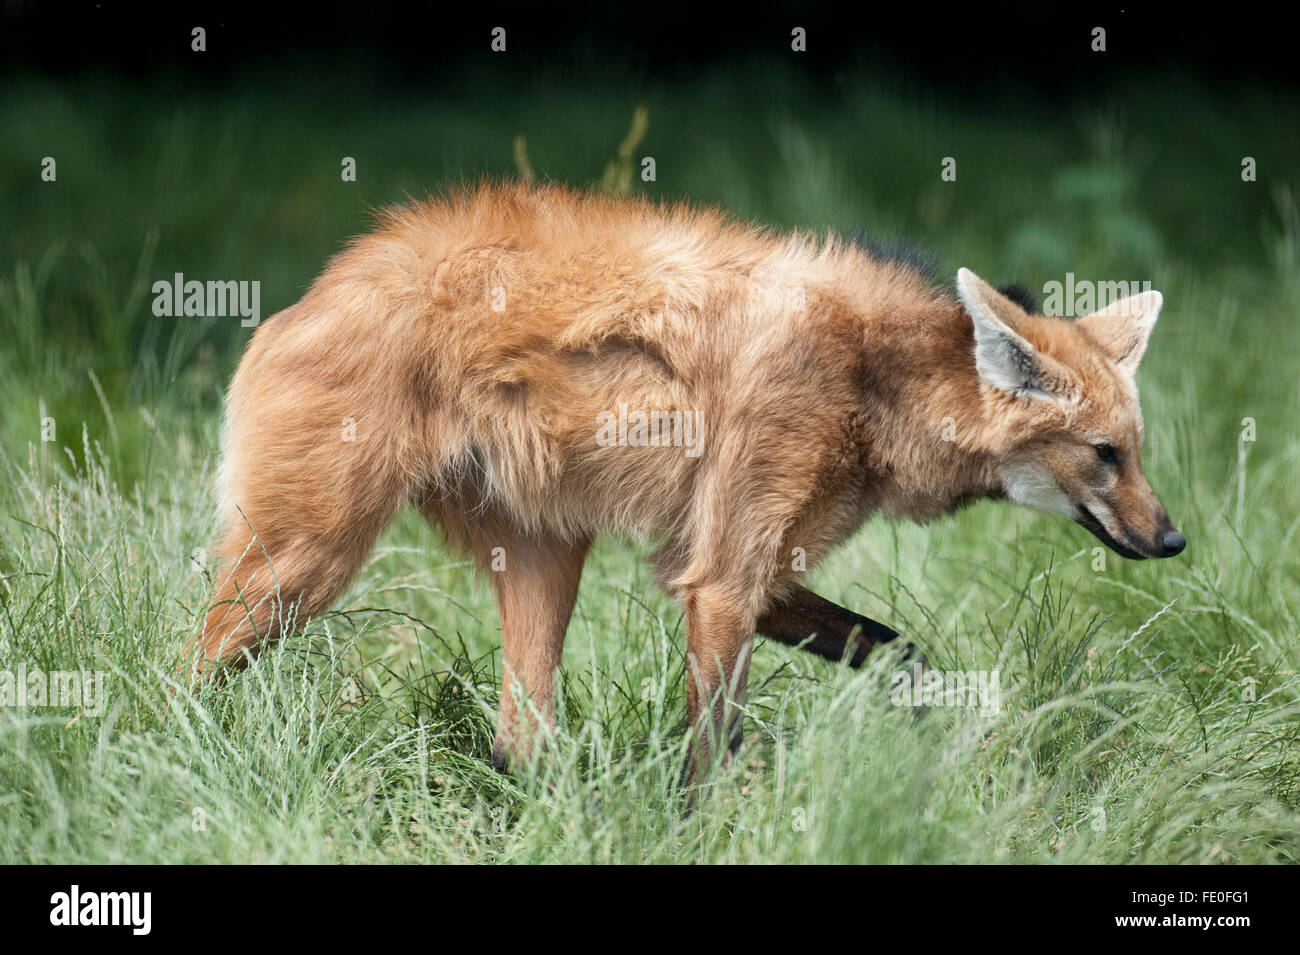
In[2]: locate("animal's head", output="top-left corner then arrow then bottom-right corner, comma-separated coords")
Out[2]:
956,267 -> 1184,560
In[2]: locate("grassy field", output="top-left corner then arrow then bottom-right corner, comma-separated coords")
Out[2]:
2,64 -> 1300,863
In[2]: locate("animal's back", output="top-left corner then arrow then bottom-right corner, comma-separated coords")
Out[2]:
221,183 -> 945,550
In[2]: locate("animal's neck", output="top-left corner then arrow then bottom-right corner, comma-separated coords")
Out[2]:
858,299 -> 1006,515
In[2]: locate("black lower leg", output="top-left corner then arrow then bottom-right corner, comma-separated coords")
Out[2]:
757,584 -> 907,667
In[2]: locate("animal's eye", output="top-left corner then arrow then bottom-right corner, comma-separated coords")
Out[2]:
1094,442 -> 1118,464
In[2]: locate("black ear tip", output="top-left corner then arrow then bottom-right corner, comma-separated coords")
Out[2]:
997,283 -> 1040,314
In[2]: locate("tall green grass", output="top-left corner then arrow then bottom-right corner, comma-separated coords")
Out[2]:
1,65 -> 1298,862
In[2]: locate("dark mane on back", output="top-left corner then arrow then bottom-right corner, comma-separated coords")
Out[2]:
847,228 -> 941,283
847,227 -> 1040,313
994,282 -> 1040,314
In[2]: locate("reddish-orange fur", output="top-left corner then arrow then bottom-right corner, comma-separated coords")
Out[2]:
186,181 -> 1178,775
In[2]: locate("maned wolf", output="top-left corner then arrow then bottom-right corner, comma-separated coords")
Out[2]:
186,181 -> 1183,774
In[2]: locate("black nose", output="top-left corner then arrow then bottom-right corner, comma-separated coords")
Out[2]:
1160,530 -> 1186,557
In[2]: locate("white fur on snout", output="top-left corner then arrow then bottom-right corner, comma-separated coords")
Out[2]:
999,460 -> 1075,518
1082,498 -> 1125,540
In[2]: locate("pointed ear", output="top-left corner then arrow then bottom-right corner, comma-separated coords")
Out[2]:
1076,290 -> 1163,375
956,267 -> 1068,400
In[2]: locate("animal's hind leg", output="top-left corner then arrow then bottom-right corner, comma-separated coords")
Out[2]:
185,403 -> 411,681
191,502 -> 399,678
457,518 -> 589,771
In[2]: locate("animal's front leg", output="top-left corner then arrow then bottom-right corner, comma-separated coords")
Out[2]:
757,583 -> 910,667
683,584 -> 755,780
